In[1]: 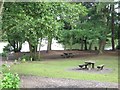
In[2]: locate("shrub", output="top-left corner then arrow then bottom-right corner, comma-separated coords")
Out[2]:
116,44 -> 120,50
21,55 -> 30,61
1,52 -> 8,57
1,73 -> 20,89
2,63 -> 10,73
21,58 -> 26,63
3,44 -> 13,52
14,60 -> 18,65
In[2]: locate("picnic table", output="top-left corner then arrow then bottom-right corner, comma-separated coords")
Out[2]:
61,53 -> 74,58
79,61 -> 105,70
85,61 -> 95,69
79,60 -> 95,69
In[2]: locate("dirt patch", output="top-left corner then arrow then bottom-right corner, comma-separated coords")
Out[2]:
2,50 -> 118,61
67,67 -> 113,74
3,50 -> 97,60
20,75 -> 118,88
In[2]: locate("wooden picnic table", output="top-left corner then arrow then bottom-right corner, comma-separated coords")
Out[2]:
85,61 -> 95,69
61,53 -> 74,58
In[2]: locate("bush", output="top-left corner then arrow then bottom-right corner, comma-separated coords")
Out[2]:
21,58 -> 26,63
3,44 -> 13,52
21,55 -> 31,61
1,73 -> 20,89
1,52 -> 8,57
116,44 -> 120,49
2,63 -> 10,73
14,60 -> 18,65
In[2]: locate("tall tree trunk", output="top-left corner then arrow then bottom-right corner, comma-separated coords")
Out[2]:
118,8 -> 120,50
38,38 -> 42,60
0,0 -> 4,15
28,41 -> 37,60
47,35 -> 52,53
84,37 -> 87,50
80,38 -> 84,50
89,40 -> 93,50
28,41 -> 33,60
111,4 -> 115,50
99,39 -> 106,54
64,43 -> 67,50
34,45 -> 37,60
69,37 -> 73,50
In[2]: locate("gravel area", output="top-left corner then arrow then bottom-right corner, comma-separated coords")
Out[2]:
20,75 -> 118,88
68,67 -> 113,74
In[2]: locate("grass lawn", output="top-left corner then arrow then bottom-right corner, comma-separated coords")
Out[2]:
5,55 -> 118,83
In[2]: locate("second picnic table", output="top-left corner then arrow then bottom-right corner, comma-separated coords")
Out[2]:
61,53 -> 74,58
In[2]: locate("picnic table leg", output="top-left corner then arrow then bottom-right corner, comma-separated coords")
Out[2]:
85,65 -> 88,69
92,63 -> 94,69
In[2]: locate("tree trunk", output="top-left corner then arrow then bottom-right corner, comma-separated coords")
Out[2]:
28,41 -> 33,60
99,39 -> 106,54
89,40 -> 93,50
111,4 -> 115,50
64,43 -> 67,50
0,0 -> 4,15
28,41 -> 37,60
38,38 -> 42,60
118,10 -> 120,50
69,37 -> 73,50
84,37 -> 87,50
34,45 -> 37,60
80,38 -> 84,50
47,36 -> 52,53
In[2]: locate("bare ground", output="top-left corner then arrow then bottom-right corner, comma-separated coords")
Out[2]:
3,50 -> 118,60
20,75 -> 118,88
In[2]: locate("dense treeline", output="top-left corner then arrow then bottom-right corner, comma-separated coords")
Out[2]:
0,2 -> 119,60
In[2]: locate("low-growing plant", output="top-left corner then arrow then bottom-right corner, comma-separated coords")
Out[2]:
1,72 -> 20,89
14,60 -> 18,65
2,63 -> 10,73
21,55 -> 30,61
1,52 -> 8,57
21,58 -> 26,63
116,44 -> 120,49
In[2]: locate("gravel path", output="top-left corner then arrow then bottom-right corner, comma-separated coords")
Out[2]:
68,67 -> 113,74
20,75 -> 118,88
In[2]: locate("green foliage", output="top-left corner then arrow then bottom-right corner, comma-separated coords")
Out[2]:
20,55 -> 31,61
3,44 -> 13,52
2,63 -> 10,73
21,58 -> 26,63
116,44 -> 120,49
1,72 -> 20,89
0,52 -> 7,57
2,2 -> 88,53
2,2 -> 119,53
13,60 -> 18,65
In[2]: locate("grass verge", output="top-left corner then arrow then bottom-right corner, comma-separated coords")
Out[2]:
5,55 -> 118,83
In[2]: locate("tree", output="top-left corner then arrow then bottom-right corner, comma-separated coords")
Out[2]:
56,3 -> 88,50
0,0 -> 4,15
96,2 -> 119,52
111,3 -> 115,50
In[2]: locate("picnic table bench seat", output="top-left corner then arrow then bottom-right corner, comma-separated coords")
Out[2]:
78,63 -> 89,69
97,64 -> 104,70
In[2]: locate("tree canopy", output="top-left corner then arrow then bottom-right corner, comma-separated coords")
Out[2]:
1,2 -> 119,59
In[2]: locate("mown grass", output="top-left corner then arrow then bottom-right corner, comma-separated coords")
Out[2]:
5,55 -> 118,83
